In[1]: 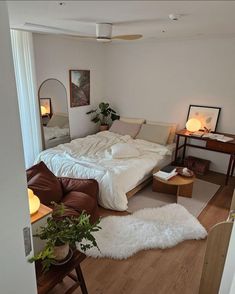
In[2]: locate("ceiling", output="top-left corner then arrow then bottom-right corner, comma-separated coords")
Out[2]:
7,1 -> 235,42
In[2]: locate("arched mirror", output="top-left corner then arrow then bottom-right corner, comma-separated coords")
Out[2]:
38,78 -> 70,149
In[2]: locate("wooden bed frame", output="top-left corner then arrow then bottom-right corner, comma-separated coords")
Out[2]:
126,166 -> 161,199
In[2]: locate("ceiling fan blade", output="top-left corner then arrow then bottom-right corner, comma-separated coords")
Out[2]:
112,34 -> 142,40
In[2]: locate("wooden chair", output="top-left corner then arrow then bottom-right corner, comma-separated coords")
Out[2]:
199,189 -> 235,294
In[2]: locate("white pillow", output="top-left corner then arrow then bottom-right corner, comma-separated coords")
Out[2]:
136,124 -> 171,145
111,143 -> 140,159
146,121 -> 177,144
47,113 -> 69,128
120,117 -> 146,125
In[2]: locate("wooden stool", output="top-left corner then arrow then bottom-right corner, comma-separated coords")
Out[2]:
152,174 -> 195,201
36,250 -> 88,294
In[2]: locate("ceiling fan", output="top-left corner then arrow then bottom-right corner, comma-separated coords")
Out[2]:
23,22 -> 143,42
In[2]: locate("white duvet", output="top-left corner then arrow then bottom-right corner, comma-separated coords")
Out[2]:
36,131 -> 172,211
43,126 -> 69,141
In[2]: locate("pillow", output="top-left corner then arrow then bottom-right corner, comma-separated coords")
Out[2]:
120,117 -> 146,125
47,113 -> 69,128
109,120 -> 141,138
26,161 -> 63,206
146,121 -> 177,144
111,143 -> 140,159
136,124 -> 171,145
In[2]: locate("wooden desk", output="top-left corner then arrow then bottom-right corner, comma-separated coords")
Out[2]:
36,250 -> 88,294
174,129 -> 235,185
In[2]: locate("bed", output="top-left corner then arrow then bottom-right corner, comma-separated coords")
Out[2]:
36,119 -> 176,211
43,126 -> 70,149
43,113 -> 71,149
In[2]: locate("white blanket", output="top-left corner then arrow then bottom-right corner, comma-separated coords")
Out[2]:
36,131 -> 172,211
43,126 -> 69,141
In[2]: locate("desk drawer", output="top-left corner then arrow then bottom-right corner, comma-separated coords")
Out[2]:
206,140 -> 235,154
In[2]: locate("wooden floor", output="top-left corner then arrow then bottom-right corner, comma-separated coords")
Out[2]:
49,172 -> 235,294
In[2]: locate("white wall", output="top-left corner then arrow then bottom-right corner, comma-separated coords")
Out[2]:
104,38 -> 235,173
33,34 -> 105,139
0,2 -> 37,293
33,34 -> 235,173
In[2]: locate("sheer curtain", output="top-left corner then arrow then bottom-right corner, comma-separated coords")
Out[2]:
11,30 -> 42,168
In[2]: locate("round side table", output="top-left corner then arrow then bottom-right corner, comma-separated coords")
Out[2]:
152,173 -> 196,200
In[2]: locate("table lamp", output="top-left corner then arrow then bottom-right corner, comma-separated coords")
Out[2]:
40,105 -> 47,116
28,188 -> 40,215
186,118 -> 201,133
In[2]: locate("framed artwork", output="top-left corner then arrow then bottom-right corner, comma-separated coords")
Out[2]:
186,105 -> 221,132
69,70 -> 90,107
40,98 -> 51,116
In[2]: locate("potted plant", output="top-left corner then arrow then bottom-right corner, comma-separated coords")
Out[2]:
86,102 -> 119,131
29,203 -> 101,272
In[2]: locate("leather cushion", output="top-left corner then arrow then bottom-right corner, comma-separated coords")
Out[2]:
59,177 -> 99,199
26,161 -> 63,205
62,191 -> 99,223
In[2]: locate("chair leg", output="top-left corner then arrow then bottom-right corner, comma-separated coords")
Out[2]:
230,155 -> 235,177
75,264 -> 88,294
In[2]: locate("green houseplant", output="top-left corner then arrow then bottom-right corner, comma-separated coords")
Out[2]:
86,102 -> 119,131
29,203 -> 101,272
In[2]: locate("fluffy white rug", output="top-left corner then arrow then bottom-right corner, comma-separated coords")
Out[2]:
77,204 -> 207,259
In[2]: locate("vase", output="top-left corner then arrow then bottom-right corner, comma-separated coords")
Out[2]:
53,243 -> 70,261
99,125 -> 109,132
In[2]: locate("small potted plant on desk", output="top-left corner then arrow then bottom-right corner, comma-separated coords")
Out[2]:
29,203 -> 101,272
86,102 -> 119,131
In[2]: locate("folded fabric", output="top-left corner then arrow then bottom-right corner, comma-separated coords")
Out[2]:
111,143 -> 140,159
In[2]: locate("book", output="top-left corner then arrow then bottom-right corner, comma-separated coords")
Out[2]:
161,165 -> 176,173
217,136 -> 234,142
154,170 -> 177,181
202,133 -> 233,142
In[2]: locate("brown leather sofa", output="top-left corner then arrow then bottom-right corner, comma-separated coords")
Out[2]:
26,161 -> 99,222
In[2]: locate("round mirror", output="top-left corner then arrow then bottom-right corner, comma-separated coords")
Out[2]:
38,79 -> 70,149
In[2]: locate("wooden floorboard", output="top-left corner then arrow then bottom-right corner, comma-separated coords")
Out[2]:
48,171 -> 235,294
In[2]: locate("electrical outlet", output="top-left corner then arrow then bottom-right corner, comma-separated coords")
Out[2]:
23,227 -> 32,256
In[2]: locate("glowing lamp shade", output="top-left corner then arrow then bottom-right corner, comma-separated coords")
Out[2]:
186,118 -> 201,132
28,188 -> 40,215
40,105 -> 47,115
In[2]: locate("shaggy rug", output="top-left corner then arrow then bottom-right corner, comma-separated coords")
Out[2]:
77,204 -> 207,259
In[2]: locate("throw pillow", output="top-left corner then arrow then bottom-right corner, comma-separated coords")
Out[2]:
26,161 -> 63,206
109,120 -> 141,138
136,124 -> 171,145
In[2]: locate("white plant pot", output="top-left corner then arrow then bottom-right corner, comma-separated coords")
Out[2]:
53,243 -> 69,261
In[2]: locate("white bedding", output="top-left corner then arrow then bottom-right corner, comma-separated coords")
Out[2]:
36,131 -> 173,211
43,126 -> 69,141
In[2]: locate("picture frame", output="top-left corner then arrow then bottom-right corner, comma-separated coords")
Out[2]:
186,105 -> 221,132
69,70 -> 90,107
40,98 -> 52,116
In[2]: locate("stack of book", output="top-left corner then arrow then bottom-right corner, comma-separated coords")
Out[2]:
154,165 -> 177,181
189,132 -> 233,142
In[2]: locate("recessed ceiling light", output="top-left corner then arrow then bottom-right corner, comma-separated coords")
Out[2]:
59,2 -> 66,6
169,14 -> 178,21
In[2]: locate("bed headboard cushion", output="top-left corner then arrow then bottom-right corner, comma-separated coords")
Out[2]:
146,121 -> 177,144
135,123 -> 172,145
120,117 -> 146,125
47,113 -> 69,128
109,120 -> 141,138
